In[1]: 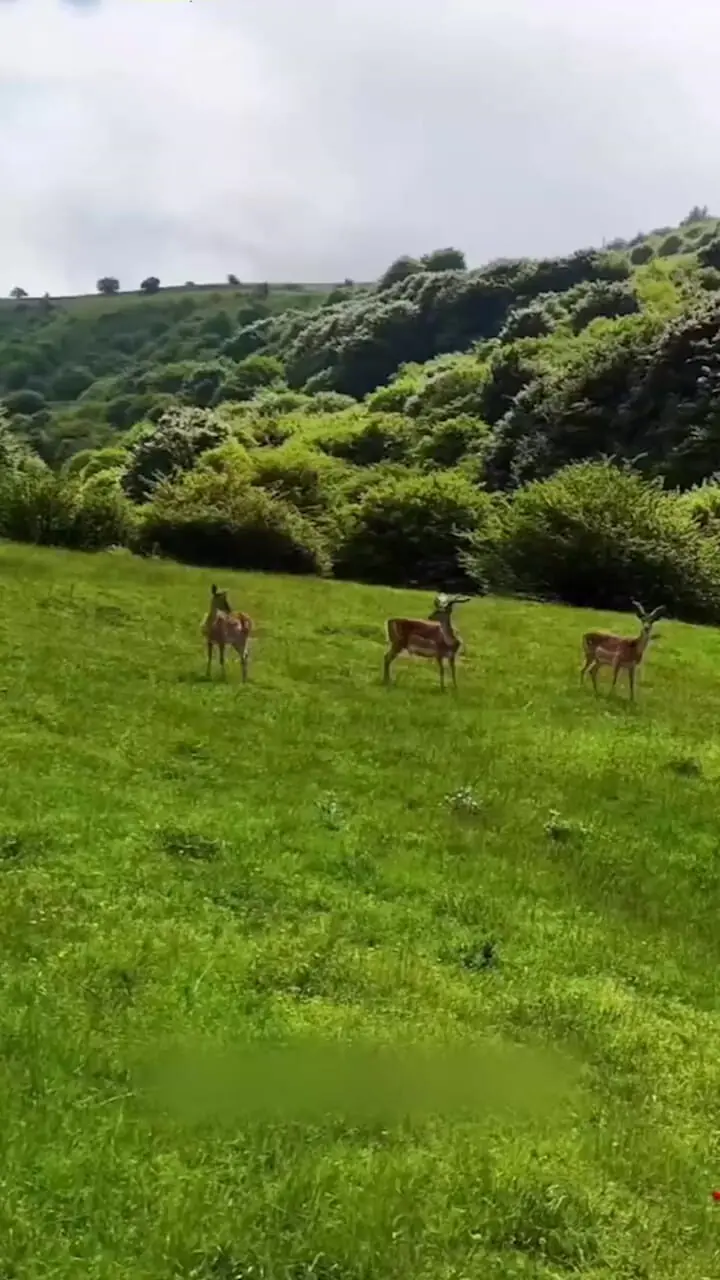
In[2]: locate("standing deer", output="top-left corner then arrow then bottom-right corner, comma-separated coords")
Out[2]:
202,584 -> 252,682
383,593 -> 471,691
581,600 -> 664,701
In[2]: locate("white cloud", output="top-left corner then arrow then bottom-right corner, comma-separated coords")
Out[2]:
0,0 -> 719,294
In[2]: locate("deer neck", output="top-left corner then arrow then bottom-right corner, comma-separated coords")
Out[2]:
635,628 -> 651,660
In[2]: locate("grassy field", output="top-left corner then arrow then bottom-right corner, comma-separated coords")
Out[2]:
1,544 -> 720,1279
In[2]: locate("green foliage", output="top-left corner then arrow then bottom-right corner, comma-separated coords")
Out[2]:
378,255 -> 423,290
335,470 -> 490,588
140,277 -> 161,295
657,234 -> 684,257
0,469 -> 133,550
568,281 -> 639,333
248,442 -> 349,518
122,406 -> 229,502
698,236 -> 720,271
97,276 -> 120,295
629,242 -> 654,265
463,460 -> 720,620
499,301 -> 556,342
420,247 -> 467,271
215,354 -> 285,403
138,467 -> 330,574
4,387 -> 47,417
307,411 -> 416,466
411,414 -> 491,469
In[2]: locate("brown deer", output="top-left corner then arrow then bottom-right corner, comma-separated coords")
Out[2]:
202,584 -> 252,682
581,600 -> 664,701
383,593 -> 471,691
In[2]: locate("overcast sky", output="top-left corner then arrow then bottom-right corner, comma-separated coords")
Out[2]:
0,0 -> 718,296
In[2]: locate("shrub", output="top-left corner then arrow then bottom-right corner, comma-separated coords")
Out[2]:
629,243 -> 654,265
137,468 -> 330,575
308,412 -> 416,466
499,302 -> 555,342
569,282 -> 639,334
462,461 -> 720,621
335,470 -> 493,589
0,470 -> 134,550
698,237 -> 720,271
248,443 -> 348,518
122,407 -> 229,502
412,415 -> 491,469
657,234 -> 684,257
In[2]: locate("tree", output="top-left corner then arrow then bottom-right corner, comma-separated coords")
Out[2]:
421,247 -> 467,272
140,276 -> 161,294
10,286 -> 28,300
227,273 -> 240,286
680,205 -> 710,226
97,277 -> 120,295
377,255 -> 422,291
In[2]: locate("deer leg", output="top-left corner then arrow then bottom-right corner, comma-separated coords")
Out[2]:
238,642 -> 249,684
580,655 -> 592,682
611,659 -> 621,695
383,646 -> 400,685
449,653 -> 457,690
437,654 -> 446,692
588,661 -> 600,695
206,641 -> 213,678
218,641 -> 226,679
628,665 -> 635,701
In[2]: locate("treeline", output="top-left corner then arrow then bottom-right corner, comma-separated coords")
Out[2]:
4,217 -> 720,619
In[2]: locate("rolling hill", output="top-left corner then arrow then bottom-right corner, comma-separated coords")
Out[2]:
1,541 -> 719,1279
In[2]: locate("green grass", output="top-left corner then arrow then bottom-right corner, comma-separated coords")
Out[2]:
1,543 -> 720,1279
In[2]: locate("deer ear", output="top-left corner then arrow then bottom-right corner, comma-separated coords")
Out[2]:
650,605 -> 665,621
211,583 -> 217,593
631,600 -> 646,618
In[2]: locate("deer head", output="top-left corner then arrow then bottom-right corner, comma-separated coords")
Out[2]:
211,584 -> 232,613
631,601 -> 665,639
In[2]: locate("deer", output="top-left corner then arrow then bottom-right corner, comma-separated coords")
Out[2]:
202,584 -> 252,682
383,593 -> 471,691
581,600 -> 664,701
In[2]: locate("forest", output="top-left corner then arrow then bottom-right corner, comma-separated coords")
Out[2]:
4,214 -> 720,618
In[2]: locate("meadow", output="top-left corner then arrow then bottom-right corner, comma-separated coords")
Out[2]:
1,542 -> 720,1279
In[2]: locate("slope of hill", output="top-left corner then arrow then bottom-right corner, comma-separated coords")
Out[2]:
4,217 -> 720,621
1,542 -> 719,1279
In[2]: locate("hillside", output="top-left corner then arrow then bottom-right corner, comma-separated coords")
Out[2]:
1,543 -> 719,1278
5,216 -> 720,621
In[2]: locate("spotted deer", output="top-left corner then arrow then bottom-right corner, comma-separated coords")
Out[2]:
581,600 -> 664,701
383,593 -> 471,691
202,584 -> 252,682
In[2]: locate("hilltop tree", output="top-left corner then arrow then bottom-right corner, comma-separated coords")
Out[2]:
9,286 -> 28,300
227,273 -> 240,286
680,205 -> 710,226
97,276 -> 120,296
140,276 -> 161,294
421,247 -> 467,272
378,255 -> 422,291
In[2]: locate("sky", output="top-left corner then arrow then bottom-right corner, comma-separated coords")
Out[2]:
0,0 -> 719,296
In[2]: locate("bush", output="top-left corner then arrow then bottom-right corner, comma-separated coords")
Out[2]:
629,243 -> 654,265
248,443 -> 348,518
569,282 -> 639,334
412,415 -> 491,469
122,407 -> 229,502
462,461 -> 720,621
308,412 -> 416,466
137,468 -> 330,575
499,302 -> 555,342
698,237 -> 720,271
0,470 -> 134,550
657,234 -> 684,257
335,470 -> 492,589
